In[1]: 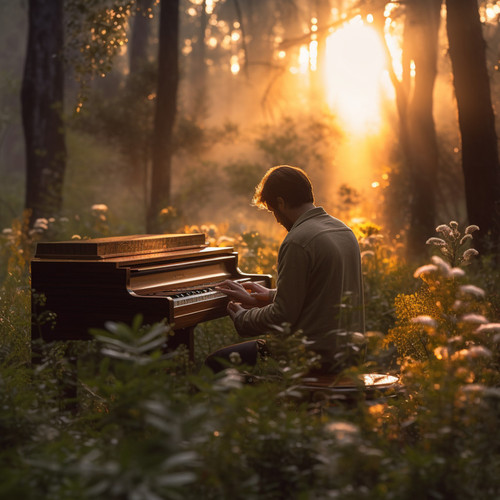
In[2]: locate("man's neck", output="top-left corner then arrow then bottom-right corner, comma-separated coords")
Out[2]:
286,202 -> 316,228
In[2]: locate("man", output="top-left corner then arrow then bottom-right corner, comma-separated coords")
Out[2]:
206,165 -> 364,373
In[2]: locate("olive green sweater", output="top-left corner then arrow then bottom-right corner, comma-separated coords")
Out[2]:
233,206 -> 364,360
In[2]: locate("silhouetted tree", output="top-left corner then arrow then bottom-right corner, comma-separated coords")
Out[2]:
147,0 -> 180,233
22,0 -> 66,224
404,0 -> 441,259
129,0 -> 154,77
446,0 -> 500,253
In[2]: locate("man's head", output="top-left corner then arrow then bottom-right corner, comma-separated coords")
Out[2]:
252,165 -> 314,211
253,165 -> 315,231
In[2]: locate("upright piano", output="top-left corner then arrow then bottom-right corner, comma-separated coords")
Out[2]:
31,233 -> 272,356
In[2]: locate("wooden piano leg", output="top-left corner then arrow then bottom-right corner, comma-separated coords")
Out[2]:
169,327 -> 195,361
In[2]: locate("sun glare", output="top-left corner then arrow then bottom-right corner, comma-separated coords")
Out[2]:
324,17 -> 390,133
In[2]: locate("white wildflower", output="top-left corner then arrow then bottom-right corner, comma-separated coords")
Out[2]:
229,351 -> 242,365
436,224 -> 452,235
467,345 -> 492,358
450,268 -> 465,278
325,421 -> 359,444
475,323 -> 500,334
426,237 -> 446,246
465,225 -> 479,234
411,315 -> 437,328
414,264 -> 438,278
431,255 -> 452,276
2,228 -> 12,235
461,384 -> 485,393
33,218 -> 49,230
449,221 -> 459,229
91,204 -> 108,213
460,234 -> 472,245
461,314 -> 488,324
459,285 -> 485,298
462,248 -> 479,261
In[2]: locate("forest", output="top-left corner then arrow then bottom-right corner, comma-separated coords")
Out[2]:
1,0 -> 500,498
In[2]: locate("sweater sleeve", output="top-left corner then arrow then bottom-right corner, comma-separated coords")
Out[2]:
233,241 -> 310,337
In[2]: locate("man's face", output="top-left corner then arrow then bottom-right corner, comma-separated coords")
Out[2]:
269,205 -> 294,231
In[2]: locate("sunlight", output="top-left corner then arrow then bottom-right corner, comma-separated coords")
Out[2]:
323,17 -> 389,134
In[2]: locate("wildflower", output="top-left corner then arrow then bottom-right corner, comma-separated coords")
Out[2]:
325,421 -> 359,444
459,234 -> 473,245
426,237 -> 446,246
459,284 -> 485,298
414,264 -> 438,278
229,351 -> 242,365
450,268 -> 465,278
465,225 -> 479,234
449,221 -> 459,229
462,248 -> 479,261
33,218 -> 49,230
411,315 -> 437,328
71,234 -> 82,240
461,314 -> 488,324
2,228 -> 12,235
434,346 -> 449,360
91,204 -> 108,212
475,323 -> 500,334
436,224 -> 452,236
453,346 -> 492,360
431,255 -> 452,275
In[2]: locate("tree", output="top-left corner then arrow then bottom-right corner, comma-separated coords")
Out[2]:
129,0 -> 154,77
404,0 -> 442,258
21,0 -> 66,224
445,0 -> 500,253
147,0 -> 180,233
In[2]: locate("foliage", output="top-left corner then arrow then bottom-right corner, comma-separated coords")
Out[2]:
386,221 -> 488,363
1,218 -> 500,499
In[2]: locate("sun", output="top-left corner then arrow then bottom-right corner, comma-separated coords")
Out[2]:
323,17 -> 391,134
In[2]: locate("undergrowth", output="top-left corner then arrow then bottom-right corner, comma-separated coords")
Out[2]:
0,216 -> 499,499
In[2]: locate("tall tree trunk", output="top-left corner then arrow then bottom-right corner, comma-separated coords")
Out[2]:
405,0 -> 441,259
446,0 -> 500,253
129,0 -> 154,77
147,0 -> 179,233
22,0 -> 66,224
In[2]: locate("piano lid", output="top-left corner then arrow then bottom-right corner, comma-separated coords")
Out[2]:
34,233 -> 207,260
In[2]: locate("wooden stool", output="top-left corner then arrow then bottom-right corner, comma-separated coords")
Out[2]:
299,373 -> 402,404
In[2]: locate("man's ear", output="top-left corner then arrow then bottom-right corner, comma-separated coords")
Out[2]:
276,196 -> 286,210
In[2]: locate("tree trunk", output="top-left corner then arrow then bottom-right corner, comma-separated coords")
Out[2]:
129,0 -> 154,77
21,0 -> 66,224
147,0 -> 179,233
405,0 -> 442,259
445,0 -> 500,253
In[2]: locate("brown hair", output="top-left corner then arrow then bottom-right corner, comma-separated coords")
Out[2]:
252,165 -> 314,210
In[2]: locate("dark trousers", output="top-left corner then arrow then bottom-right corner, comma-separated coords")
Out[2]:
205,339 -> 267,373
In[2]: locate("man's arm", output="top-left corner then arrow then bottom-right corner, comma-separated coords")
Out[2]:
231,241 -> 310,336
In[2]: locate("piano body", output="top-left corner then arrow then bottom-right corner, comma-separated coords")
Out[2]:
31,233 -> 272,356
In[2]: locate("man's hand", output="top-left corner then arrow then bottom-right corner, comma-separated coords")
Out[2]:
227,300 -> 245,321
215,280 -> 273,308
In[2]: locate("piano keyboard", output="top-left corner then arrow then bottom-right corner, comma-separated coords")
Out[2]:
145,278 -> 253,307
171,287 -> 228,306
